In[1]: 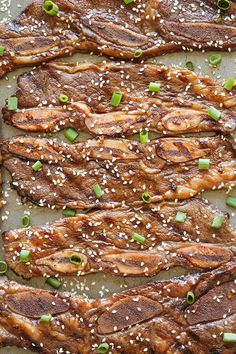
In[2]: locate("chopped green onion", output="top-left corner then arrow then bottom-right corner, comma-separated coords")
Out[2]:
212,214 -> 224,229
209,53 -> 222,66
32,160 -> 43,172
123,0 -> 134,3
21,215 -> 30,228
92,184 -> 104,198
69,253 -> 83,266
207,106 -> 221,121
217,0 -> 230,11
223,333 -> 236,342
214,15 -> 222,24
110,91 -> 122,107
97,343 -> 110,354
0,261 -> 8,275
134,49 -> 143,58
42,1 -> 59,15
46,276 -> 62,289
175,211 -> 187,223
139,131 -> 149,144
132,232 -> 146,244
0,46 -> 5,56
141,192 -> 151,204
64,128 -> 79,142
59,94 -> 69,103
8,97 -> 18,111
186,291 -> 195,305
185,61 -> 195,71
20,250 -> 30,263
148,82 -> 161,92
62,208 -> 76,217
224,77 -> 235,91
40,314 -> 52,323
226,195 -> 236,209
198,158 -> 211,170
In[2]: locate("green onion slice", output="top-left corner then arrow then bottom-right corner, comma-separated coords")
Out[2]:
185,61 -> 195,71
134,49 -> 143,58
20,249 -> 30,263
0,261 -> 8,275
69,253 -> 84,266
207,106 -> 221,121
123,0 -> 134,3
148,82 -> 161,92
110,91 -> 122,107
175,211 -> 187,223
59,94 -> 69,103
223,333 -> 236,342
186,291 -> 195,305
46,276 -> 62,289
64,128 -> 79,142
32,160 -> 43,172
217,0 -> 230,11
224,77 -> 235,91
132,232 -> 146,244
8,97 -> 18,111
22,215 -> 30,228
209,53 -> 222,66
212,214 -> 224,229
92,184 -> 104,198
141,192 -> 152,204
139,131 -> 149,144
62,208 -> 76,217
40,314 -> 52,323
214,15 -> 222,24
226,195 -> 236,209
98,343 -> 110,354
0,46 -> 5,56
42,1 -> 59,15
198,158 -> 211,170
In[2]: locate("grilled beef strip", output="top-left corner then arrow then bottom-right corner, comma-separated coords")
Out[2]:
3,61 -> 236,135
0,0 -> 236,77
0,263 -> 235,353
3,198 -> 236,279
2,135 -> 236,210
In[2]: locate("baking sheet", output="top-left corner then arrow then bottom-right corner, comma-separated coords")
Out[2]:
0,1 -> 236,353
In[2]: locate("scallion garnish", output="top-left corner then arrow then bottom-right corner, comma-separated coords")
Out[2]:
32,160 -> 43,172
0,46 -> 5,57
198,158 -> 211,170
223,333 -> 236,342
92,184 -> 104,198
40,314 -> 52,323
0,261 -> 8,275
69,253 -> 83,266
185,61 -> 195,71
21,215 -> 30,228
139,131 -> 149,144
123,0 -> 134,3
42,1 -> 59,16
132,232 -> 146,244
110,91 -> 122,107
46,276 -> 62,289
186,291 -> 195,305
20,249 -> 30,263
207,106 -> 221,121
175,211 -> 187,223
217,0 -> 230,11
97,343 -> 110,354
148,82 -> 161,92
209,53 -> 222,66
212,214 -> 224,229
8,97 -> 18,111
59,94 -> 69,103
64,128 -> 79,142
62,208 -> 76,217
141,192 -> 151,204
226,195 -> 236,208
134,49 -> 143,58
224,77 -> 235,91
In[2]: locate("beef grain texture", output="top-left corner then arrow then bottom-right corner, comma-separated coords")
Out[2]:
3,61 -> 236,135
0,0 -> 236,76
2,135 -> 236,210
0,263 -> 235,353
3,198 -> 236,279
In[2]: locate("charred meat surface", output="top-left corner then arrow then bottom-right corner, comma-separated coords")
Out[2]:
3,61 -> 236,135
0,0 -> 236,76
0,264 -> 235,353
2,135 -> 236,210
3,198 -> 236,279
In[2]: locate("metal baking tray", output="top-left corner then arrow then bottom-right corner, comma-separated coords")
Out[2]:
0,1 -> 235,353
